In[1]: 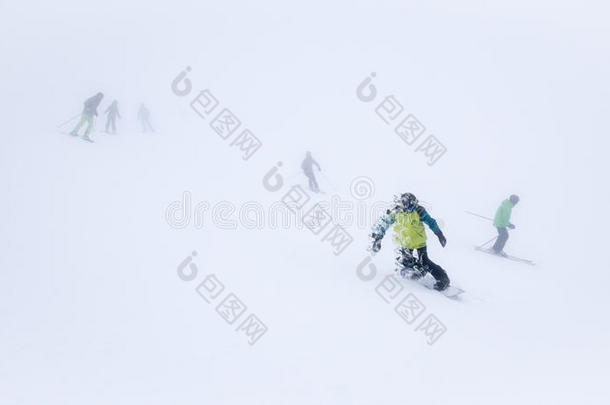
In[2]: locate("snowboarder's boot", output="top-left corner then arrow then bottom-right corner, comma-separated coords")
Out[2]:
82,135 -> 94,143
433,277 -> 450,291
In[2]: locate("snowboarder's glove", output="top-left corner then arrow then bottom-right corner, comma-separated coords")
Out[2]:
508,223 -> 516,230
371,233 -> 382,252
436,231 -> 447,247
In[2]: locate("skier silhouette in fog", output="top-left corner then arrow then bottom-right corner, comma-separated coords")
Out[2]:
104,100 -> 121,134
138,104 -> 154,133
301,151 -> 321,193
491,194 -> 519,256
70,92 -> 104,142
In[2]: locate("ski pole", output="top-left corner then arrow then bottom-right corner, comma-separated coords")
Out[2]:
465,211 -> 493,221
477,236 -> 497,249
56,113 -> 81,128
318,170 -> 339,193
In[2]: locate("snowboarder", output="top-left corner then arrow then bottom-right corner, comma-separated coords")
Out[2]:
70,92 -> 104,142
301,151 -> 321,193
491,194 -> 519,256
370,193 -> 450,291
104,100 -> 121,134
137,104 -> 154,133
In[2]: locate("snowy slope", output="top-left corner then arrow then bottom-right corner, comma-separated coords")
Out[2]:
1,1 -> 610,404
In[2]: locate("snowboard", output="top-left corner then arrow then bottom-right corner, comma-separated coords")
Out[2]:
419,276 -> 465,299
397,268 -> 465,299
474,246 -> 535,266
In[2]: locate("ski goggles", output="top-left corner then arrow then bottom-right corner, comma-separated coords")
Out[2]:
402,198 -> 417,211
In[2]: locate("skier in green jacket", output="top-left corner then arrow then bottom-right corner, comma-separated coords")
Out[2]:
70,92 -> 104,142
370,193 -> 450,291
492,194 -> 519,256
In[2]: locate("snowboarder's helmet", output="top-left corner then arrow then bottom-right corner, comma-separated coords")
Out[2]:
509,194 -> 520,205
400,193 -> 418,211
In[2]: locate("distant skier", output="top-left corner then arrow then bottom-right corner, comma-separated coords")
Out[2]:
70,92 -> 104,142
301,151 -> 321,193
104,100 -> 121,134
371,193 -> 450,291
491,194 -> 519,256
138,104 -> 154,133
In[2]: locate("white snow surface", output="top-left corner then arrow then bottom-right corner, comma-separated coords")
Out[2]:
1,1 -> 609,404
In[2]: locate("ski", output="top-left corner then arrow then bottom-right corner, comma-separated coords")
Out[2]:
61,130 -> 94,143
297,184 -> 325,195
474,246 -> 535,266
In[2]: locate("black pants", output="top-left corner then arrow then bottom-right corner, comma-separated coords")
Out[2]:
404,246 -> 449,287
492,227 -> 509,253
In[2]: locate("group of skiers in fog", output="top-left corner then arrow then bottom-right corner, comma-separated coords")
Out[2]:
68,92 -> 154,142
299,151 -> 521,293
64,91 -> 523,295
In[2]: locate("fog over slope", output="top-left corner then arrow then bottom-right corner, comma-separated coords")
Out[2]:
1,1 -> 609,404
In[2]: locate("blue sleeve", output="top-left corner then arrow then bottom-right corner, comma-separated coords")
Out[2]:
419,208 -> 441,234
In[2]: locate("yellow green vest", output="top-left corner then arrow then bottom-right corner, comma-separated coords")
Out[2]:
391,210 -> 427,249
